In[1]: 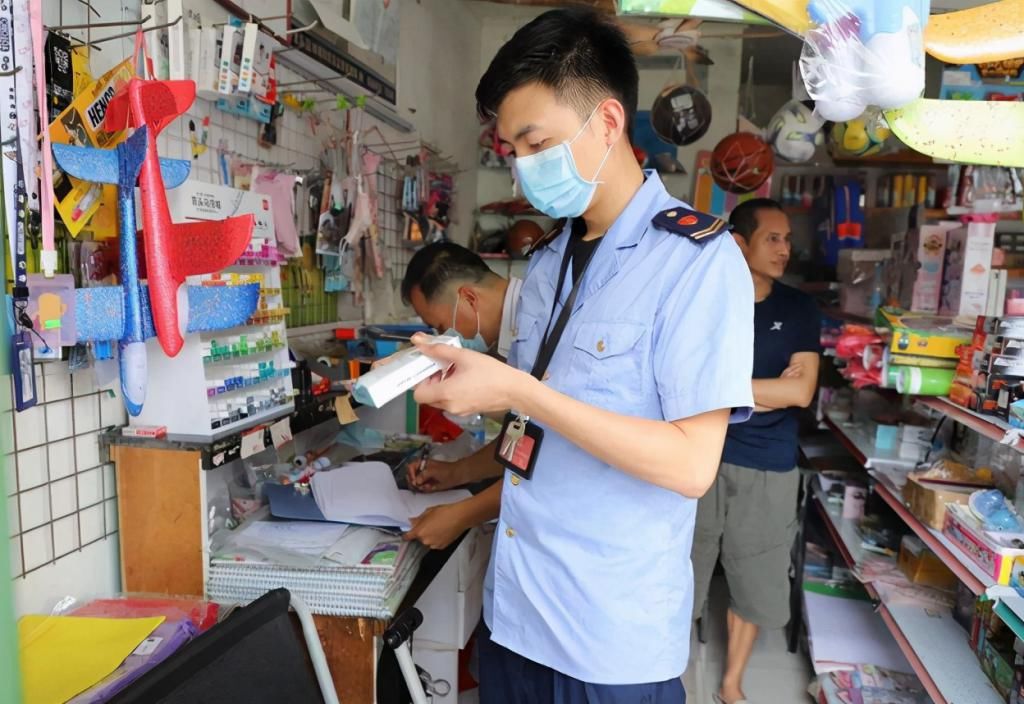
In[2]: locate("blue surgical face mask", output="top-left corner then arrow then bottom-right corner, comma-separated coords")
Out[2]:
513,107 -> 614,219
443,294 -> 489,353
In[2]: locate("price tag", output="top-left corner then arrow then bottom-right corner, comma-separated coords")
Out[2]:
240,429 -> 266,459
270,417 -> 293,448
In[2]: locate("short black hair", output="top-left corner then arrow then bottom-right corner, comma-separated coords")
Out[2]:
729,198 -> 785,240
401,242 -> 496,305
475,7 -> 638,137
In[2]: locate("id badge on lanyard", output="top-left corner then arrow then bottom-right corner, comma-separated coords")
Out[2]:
494,232 -> 601,480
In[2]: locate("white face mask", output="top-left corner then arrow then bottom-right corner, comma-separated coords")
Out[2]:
513,106 -> 614,219
442,293 -> 489,353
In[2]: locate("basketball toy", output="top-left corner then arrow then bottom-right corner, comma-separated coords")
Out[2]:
710,133 -> 775,194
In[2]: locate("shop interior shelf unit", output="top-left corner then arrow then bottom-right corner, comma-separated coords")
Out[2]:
808,478 -> 1004,704
916,396 -> 1024,452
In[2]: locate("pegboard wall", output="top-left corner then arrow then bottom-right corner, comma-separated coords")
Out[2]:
5,367 -> 124,579
7,0 -> 446,583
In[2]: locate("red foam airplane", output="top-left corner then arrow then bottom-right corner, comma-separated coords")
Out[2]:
103,78 -> 254,356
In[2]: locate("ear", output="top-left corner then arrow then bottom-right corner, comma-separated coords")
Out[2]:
732,232 -> 749,255
458,285 -> 480,309
597,98 -> 627,145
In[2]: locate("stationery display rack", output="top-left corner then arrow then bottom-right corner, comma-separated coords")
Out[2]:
130,182 -> 295,439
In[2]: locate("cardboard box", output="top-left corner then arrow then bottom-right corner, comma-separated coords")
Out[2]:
943,503 -> 1024,585
898,535 -> 957,589
880,308 -> 972,360
904,473 -> 985,530
910,224 -> 957,313
941,221 -> 997,317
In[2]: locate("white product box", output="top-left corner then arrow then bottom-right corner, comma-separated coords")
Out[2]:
940,221 -> 996,318
352,336 -> 462,408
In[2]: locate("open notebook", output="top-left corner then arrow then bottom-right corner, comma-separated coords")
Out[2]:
310,462 -> 471,531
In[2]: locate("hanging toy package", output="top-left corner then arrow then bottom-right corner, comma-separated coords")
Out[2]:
798,0 -> 930,123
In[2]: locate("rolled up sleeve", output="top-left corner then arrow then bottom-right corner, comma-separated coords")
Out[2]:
653,234 -> 755,423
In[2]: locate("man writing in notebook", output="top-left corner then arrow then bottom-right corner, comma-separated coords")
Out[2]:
408,8 -> 754,701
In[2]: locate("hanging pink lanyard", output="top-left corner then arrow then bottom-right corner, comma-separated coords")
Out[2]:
28,0 -> 55,276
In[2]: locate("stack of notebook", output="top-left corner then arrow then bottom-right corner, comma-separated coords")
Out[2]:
207,524 -> 427,619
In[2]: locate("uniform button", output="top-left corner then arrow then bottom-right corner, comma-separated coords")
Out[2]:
596,340 -> 606,353
506,527 -> 516,538
510,475 -> 520,486
666,210 -> 677,218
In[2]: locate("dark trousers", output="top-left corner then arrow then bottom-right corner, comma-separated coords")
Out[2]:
478,626 -> 686,704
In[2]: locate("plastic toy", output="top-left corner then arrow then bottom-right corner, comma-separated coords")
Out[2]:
765,99 -> 824,163
726,0 -> 1024,64
828,108 -> 891,158
102,78 -> 255,357
53,126 -> 260,416
799,0 -> 929,122
725,0 -> 1024,166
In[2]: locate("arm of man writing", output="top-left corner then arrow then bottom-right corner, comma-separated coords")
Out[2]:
403,482 -> 502,550
408,439 -> 503,492
752,351 -> 820,412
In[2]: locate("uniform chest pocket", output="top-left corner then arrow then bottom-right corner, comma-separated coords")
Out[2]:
571,321 -> 648,408
510,314 -> 541,372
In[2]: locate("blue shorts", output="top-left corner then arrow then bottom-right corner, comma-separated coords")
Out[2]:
478,626 -> 686,704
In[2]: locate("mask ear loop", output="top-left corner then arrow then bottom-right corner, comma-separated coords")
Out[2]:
570,102 -> 616,185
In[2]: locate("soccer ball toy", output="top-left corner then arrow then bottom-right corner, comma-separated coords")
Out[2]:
766,100 -> 825,163
829,108 -> 892,159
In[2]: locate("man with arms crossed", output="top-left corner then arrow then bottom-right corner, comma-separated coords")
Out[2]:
691,198 -> 821,704
408,8 -> 754,702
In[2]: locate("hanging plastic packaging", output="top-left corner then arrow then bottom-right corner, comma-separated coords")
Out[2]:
798,0 -> 930,122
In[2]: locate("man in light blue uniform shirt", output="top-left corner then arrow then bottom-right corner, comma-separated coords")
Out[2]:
411,8 -> 754,702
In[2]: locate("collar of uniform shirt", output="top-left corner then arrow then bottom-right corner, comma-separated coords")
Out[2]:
539,171 -> 668,257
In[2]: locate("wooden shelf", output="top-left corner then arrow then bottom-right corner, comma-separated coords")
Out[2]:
833,151 -> 942,168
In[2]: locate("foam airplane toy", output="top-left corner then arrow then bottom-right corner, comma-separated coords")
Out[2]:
722,0 -> 1024,167
99,78 -> 256,357
52,126 -> 260,416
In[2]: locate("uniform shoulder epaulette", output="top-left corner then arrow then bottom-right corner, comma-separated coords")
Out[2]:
651,206 -> 729,243
524,218 -> 569,256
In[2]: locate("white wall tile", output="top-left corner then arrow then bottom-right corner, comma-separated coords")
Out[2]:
48,439 -> 75,481
104,499 -> 118,534
33,366 -> 45,404
52,514 -> 79,557
9,536 -> 21,577
80,504 -> 105,544
19,486 -> 51,531
0,409 -> 13,455
16,446 -> 48,490
7,496 -> 19,537
77,468 -> 103,507
99,389 -> 127,428
75,432 -> 101,470
50,477 -> 78,520
14,403 -> 46,449
45,399 -> 74,441
103,464 -> 116,500
44,368 -> 73,401
21,526 -> 54,572
72,395 -> 100,434
4,452 -> 14,499
71,370 -> 96,397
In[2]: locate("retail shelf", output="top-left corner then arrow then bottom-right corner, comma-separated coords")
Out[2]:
872,478 -> 994,595
810,479 -> 1001,704
822,412 -> 919,470
879,602 -> 1003,704
286,321 -> 363,338
821,307 -> 875,326
916,396 -> 1024,452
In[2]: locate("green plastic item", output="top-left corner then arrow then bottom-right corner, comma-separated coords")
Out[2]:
0,213 -> 23,703
617,0 -> 765,23
885,99 -> 1024,168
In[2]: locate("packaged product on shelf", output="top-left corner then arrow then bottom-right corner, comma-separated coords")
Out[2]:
944,503 -> 1024,587
908,223 -> 960,314
940,221 -> 997,318
897,535 -> 957,589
